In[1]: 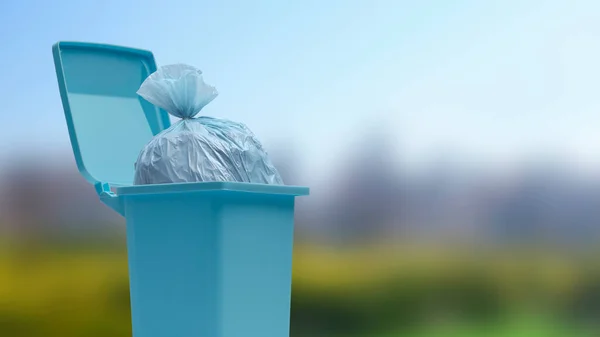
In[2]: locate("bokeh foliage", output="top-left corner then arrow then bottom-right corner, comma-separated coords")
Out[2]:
1,239 -> 599,336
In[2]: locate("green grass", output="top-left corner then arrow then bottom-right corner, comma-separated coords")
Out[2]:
2,241 -> 600,337
380,314 -> 592,337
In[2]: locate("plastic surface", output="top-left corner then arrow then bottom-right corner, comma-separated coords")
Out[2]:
136,64 -> 218,119
117,181 -> 309,196
53,41 -> 171,186
133,64 -> 284,185
121,183 -> 307,337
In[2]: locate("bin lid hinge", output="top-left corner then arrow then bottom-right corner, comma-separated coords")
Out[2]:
94,182 -> 125,216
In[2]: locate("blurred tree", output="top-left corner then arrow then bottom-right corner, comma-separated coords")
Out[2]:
328,130 -> 402,243
0,155 -> 122,239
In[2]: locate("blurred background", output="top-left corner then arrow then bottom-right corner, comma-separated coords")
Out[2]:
2,0 -> 600,336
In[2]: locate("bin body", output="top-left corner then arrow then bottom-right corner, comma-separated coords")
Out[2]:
120,184 -> 299,337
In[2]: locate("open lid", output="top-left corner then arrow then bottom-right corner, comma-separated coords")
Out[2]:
53,41 -> 171,187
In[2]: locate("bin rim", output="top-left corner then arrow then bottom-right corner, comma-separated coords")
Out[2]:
116,181 -> 309,197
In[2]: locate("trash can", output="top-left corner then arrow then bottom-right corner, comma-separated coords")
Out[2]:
53,41 -> 309,337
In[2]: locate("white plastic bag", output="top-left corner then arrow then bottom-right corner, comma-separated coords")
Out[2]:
133,64 -> 283,185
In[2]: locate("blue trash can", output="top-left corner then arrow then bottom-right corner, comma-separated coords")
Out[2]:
53,41 -> 309,337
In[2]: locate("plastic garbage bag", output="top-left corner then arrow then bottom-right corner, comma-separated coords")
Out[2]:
133,64 -> 283,185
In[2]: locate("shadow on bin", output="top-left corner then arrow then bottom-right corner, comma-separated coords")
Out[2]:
52,41 -> 309,337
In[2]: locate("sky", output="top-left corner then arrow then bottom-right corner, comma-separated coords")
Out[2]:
1,0 -> 599,179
